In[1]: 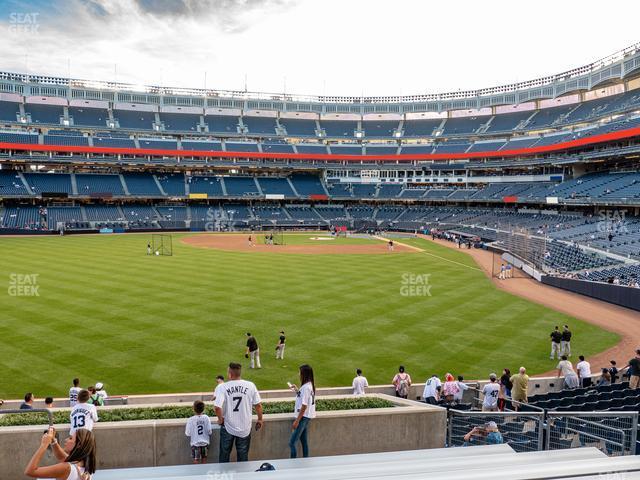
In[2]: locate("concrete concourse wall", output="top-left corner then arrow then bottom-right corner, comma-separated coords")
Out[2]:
0,394 -> 446,480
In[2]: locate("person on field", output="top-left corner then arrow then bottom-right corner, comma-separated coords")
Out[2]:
147,242 -> 151,255
185,400 -> 212,464
276,331 -> 286,360
245,333 -> 261,369
622,349 -> 640,389
214,362 -> 264,463
422,374 -> 442,405
288,364 -> 316,458
482,374 -> 500,412
352,369 -> 368,396
557,356 -> 579,390
24,427 -> 97,479
561,325 -> 572,357
550,326 -> 563,360
392,366 -> 412,399
69,378 -> 81,408
576,355 -> 592,388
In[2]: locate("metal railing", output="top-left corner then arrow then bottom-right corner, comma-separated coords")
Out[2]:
448,409 -> 545,453
447,408 -> 638,456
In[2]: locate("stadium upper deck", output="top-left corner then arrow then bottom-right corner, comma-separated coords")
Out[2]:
1,43 -> 640,164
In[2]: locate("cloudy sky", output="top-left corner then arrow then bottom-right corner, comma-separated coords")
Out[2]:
0,0 -> 639,97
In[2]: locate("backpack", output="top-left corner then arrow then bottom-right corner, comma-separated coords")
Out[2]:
88,394 -> 101,406
397,375 -> 409,397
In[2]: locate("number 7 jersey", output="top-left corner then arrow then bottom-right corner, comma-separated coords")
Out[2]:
214,379 -> 262,438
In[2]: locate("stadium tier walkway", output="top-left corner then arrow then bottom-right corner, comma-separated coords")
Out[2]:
92,445 -> 640,480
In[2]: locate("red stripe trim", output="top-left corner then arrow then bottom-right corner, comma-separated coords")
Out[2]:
1,126 -> 639,163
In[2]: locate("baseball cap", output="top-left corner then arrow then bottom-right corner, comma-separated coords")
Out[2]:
95,382 -> 104,390
256,462 -> 276,471
484,421 -> 498,429
489,373 -> 497,381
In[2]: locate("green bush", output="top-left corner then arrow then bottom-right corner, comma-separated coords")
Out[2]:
0,397 -> 393,427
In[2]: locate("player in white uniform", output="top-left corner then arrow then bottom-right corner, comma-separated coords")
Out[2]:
185,400 -> 212,463
69,390 -> 99,435
352,369 -> 368,395
214,362 -> 263,463
69,378 -> 81,408
482,373 -> 501,412
289,364 -> 316,458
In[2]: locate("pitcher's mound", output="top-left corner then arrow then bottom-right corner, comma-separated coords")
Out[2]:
181,234 -> 415,255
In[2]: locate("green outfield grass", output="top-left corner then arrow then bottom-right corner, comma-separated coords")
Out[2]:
0,233 -> 618,399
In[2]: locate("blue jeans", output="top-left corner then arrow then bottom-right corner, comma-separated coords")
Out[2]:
288,417 -> 311,458
219,425 -> 251,463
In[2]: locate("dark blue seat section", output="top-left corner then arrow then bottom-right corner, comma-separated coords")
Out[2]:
159,112 -> 200,132
225,177 -> 259,196
0,101 -> 21,122
296,144 -> 327,154
156,173 -> 185,196
280,118 -> 317,136
362,120 -> 399,137
24,173 -> 72,195
225,142 -> 260,153
122,173 -> 162,196
0,131 -> 39,144
320,120 -> 357,138
188,175 -> 225,196
442,116 -> 490,135
257,177 -> 296,198
114,109 -> 155,130
205,115 -> 239,134
75,174 -> 125,196
25,103 -> 63,124
290,174 -> 326,196
181,140 -> 222,151
242,116 -> 277,135
402,119 -> 442,137
69,106 -> 109,127
0,171 -> 29,195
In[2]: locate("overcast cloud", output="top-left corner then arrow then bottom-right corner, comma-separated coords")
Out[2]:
0,0 -> 639,96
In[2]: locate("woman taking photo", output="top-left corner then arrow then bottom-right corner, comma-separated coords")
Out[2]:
288,364 -> 316,458
25,427 -> 96,479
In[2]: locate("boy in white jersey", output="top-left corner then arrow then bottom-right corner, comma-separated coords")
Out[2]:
482,373 -> 501,412
185,400 -> 212,464
214,362 -> 263,463
69,378 -> 81,408
352,369 -> 368,395
69,390 -> 99,435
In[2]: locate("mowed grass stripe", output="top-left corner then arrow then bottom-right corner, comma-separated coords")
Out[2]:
0,233 -> 618,398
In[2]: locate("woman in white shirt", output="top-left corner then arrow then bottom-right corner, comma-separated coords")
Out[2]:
288,364 -> 316,458
25,427 -> 96,479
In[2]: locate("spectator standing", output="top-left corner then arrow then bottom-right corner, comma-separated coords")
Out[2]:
69,378 -> 81,408
454,375 -> 469,403
45,397 -> 54,409
213,375 -> 225,401
275,331 -> 286,360
510,367 -> 530,408
422,374 -> 441,405
288,364 -> 316,458
442,374 -> 460,403
24,427 -> 97,479
87,386 -> 104,407
185,400 -> 212,464
557,356 -> 579,390
94,382 -> 108,401
498,368 -> 512,411
609,360 -> 619,384
481,374 -> 500,412
213,362 -> 263,463
20,393 -> 35,410
245,333 -> 261,369
561,325 -> 572,357
550,326 -> 563,360
623,349 -> 640,389
70,390 -> 99,435
576,355 -> 592,388
392,366 -> 412,399
352,369 -> 368,396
